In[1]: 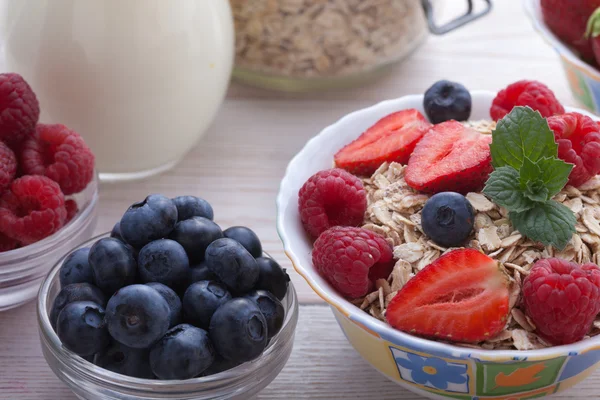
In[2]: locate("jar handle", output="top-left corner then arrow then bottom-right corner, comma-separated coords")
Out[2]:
421,0 -> 492,35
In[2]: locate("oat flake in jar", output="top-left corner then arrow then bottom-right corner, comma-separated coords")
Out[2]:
231,0 -> 492,91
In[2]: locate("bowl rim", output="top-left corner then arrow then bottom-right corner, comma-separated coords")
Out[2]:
37,232 -> 299,392
276,89 -> 600,361
523,0 -> 600,79
0,174 -> 99,266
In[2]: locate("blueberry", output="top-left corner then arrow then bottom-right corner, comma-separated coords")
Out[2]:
205,238 -> 259,293
421,192 -> 475,247
244,290 -> 284,339
137,239 -> 190,288
169,217 -> 223,263
201,355 -> 243,376
105,284 -> 171,349
120,194 -> 178,249
223,226 -> 262,258
172,195 -> 214,221
59,248 -> 94,287
149,324 -> 215,380
188,261 -> 217,284
183,281 -> 232,329
82,355 -> 95,363
56,301 -> 110,356
209,298 -> 267,363
255,257 -> 290,300
89,238 -> 137,295
94,341 -> 155,379
50,283 -> 106,330
110,222 -> 124,242
146,283 -> 182,328
423,80 -> 472,123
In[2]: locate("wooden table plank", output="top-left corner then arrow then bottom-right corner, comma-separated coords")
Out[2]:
1,304 -> 599,399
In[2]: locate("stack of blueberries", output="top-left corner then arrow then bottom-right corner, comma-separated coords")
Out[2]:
50,194 -> 290,380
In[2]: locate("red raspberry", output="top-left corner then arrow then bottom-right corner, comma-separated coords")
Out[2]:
490,80 -> 565,121
0,73 -> 39,144
0,232 -> 19,252
547,112 -> 600,187
21,124 -> 95,195
298,168 -> 367,239
312,226 -> 393,298
0,175 -> 67,245
65,199 -> 79,223
0,141 -> 17,192
522,258 -> 600,345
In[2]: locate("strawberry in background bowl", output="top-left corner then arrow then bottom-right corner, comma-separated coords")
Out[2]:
525,0 -> 600,113
277,78 -> 600,399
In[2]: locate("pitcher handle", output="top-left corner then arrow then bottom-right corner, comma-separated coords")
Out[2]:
422,0 -> 493,35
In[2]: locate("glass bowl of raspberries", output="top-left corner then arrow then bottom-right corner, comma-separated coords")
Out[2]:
278,80 -> 600,399
0,73 -> 98,311
37,194 -> 298,400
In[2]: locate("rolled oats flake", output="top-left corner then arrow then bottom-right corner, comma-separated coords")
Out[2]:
466,192 -> 495,212
393,243 -> 424,263
478,226 -> 502,252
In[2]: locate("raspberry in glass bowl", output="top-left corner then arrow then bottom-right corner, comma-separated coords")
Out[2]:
0,174 -> 98,310
0,72 -> 98,310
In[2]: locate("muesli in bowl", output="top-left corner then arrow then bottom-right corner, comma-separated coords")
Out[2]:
278,80 -> 600,399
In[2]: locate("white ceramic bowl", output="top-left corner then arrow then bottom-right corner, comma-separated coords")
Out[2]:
277,91 -> 600,399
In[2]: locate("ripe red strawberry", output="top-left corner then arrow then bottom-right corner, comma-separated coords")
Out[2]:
586,8 -> 600,67
547,112 -> 600,187
541,0 -> 600,62
386,249 -> 510,343
334,109 -> 432,176
405,121 -> 493,194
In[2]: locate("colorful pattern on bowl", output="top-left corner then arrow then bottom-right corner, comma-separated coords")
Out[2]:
276,90 -> 600,400
525,0 -> 600,114
332,307 -> 600,399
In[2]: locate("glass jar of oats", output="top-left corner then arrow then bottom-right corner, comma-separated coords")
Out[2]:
231,0 -> 492,91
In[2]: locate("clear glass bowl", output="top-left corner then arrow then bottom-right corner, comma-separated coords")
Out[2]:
0,175 -> 98,311
37,233 -> 299,400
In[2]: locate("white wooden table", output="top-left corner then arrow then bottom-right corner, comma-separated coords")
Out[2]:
1,1 -> 599,398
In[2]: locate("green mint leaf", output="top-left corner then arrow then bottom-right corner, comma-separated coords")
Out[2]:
509,200 -> 576,250
490,106 -> 558,169
524,180 -> 549,202
519,157 -> 542,187
535,157 -> 574,198
482,166 -> 535,213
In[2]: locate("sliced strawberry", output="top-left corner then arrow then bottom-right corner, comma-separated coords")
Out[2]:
405,121 -> 493,194
334,109 -> 432,176
386,248 -> 510,343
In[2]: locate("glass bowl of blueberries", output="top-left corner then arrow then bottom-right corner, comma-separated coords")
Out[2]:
37,194 -> 298,400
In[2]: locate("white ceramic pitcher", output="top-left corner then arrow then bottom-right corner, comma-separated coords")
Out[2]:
1,0 -> 234,181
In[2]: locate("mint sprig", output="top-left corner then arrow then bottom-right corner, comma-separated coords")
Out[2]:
482,106 -> 575,250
